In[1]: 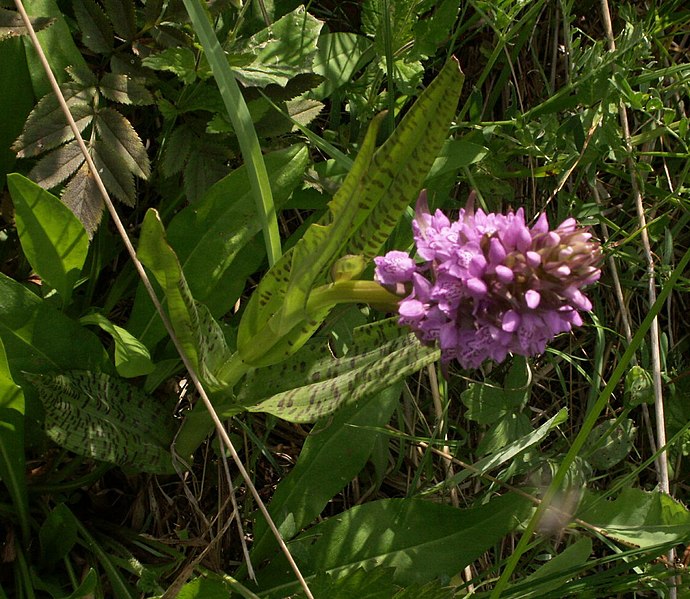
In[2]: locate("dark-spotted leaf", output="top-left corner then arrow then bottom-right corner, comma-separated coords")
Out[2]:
237,58 -> 463,368
26,370 -> 175,474
136,209 -> 231,391
8,173 -> 89,301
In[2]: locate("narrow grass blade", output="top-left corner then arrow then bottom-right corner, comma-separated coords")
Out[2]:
182,0 -> 281,266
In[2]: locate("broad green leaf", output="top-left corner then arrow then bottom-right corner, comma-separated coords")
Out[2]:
578,488 -> 690,548
0,407 -> 30,545
72,0 -> 113,54
0,272 -> 110,376
250,383 -> 402,564
27,140 -> 85,189
234,7 -> 323,88
98,73 -> 154,106
39,503 -> 78,569
8,173 -> 89,301
128,145 -> 308,348
142,47 -> 198,84
175,576 -> 232,599
25,370 -> 175,474
461,356 -> 530,425
246,334 -> 438,422
237,59 -> 463,367
585,418 -> 636,470
426,138 -> 489,179
22,0 -> 88,98
310,32 -> 373,98
80,314 -> 154,378
477,411 -> 532,457
136,210 -> 231,390
0,38 -> 34,188
412,0 -> 460,58
0,8 -> 55,42
61,162 -> 103,237
94,108 -> 150,179
259,493 -> 531,591
503,537 -> 592,598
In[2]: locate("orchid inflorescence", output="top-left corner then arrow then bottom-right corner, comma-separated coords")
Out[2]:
374,192 -> 602,369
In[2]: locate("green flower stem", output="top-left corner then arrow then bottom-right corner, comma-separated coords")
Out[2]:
306,280 -> 401,312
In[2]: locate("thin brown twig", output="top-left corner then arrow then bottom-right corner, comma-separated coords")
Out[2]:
13,2 -> 313,596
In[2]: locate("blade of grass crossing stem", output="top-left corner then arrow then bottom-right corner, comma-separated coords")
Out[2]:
182,0 -> 281,267
491,242 -> 690,597
13,3 -> 313,596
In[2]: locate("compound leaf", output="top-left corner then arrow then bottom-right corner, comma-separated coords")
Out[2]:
99,73 -> 154,106
0,7 -> 55,41
94,107 -> 150,179
27,140 -> 85,189
61,162 -> 103,237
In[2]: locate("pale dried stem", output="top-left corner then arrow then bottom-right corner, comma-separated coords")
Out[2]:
13,2 -> 313,596
599,0 -> 675,592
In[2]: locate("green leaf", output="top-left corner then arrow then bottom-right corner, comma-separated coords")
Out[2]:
0,407 -> 30,546
27,140 -> 85,189
585,418 -> 637,470
250,383 -> 402,564
128,145 -> 308,348
260,493 -> 531,591
142,47 -> 198,84
0,7 -> 55,42
0,271 -> 110,376
12,88 -> 94,158
25,370 -> 175,474
100,0 -> 135,40
625,365 -> 655,407
8,173 -> 89,301
310,32 -> 373,98
73,0 -> 113,54
461,356 -> 530,425
91,138 -> 136,206
136,210 -> 231,390
175,577 -> 231,599
578,487 -> 690,548
236,59 -> 463,368
234,7 -> 324,88
21,0 -> 89,98
184,0 -> 283,268
98,73 -> 154,106
246,333 -> 438,422
94,107 -> 150,179
426,138 -> 488,179
503,538 -> 593,598
0,37 -> 34,188
0,338 -> 24,412
80,314 -> 154,378
412,0 -> 460,58
39,503 -> 78,569
60,162 -> 103,237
